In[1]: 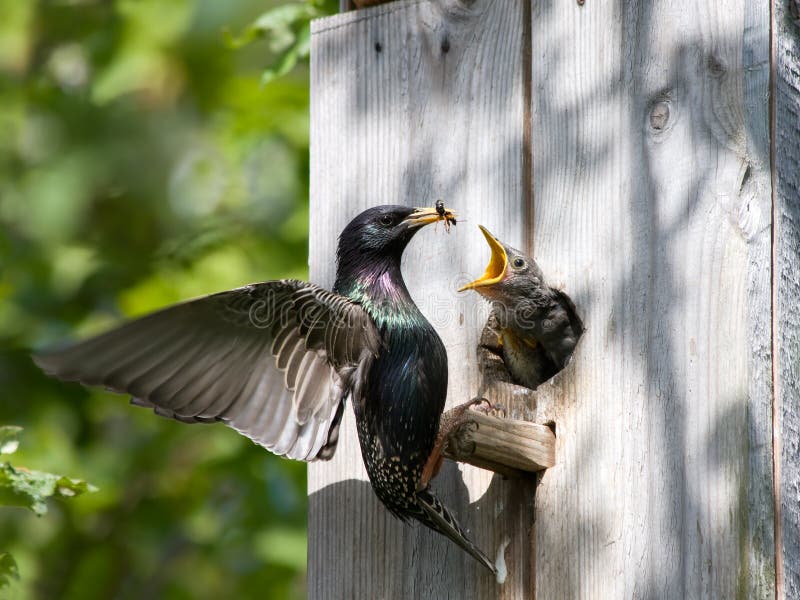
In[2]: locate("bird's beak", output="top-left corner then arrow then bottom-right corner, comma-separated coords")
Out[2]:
458,225 -> 508,291
403,206 -> 457,228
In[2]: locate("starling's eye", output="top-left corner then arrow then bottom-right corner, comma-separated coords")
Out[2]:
379,215 -> 394,226
512,258 -> 526,269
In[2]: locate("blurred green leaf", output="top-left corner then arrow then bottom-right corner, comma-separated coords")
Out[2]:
224,4 -> 316,51
0,427 -> 22,455
0,462 -> 97,516
261,23 -> 311,86
0,0 -> 331,597
225,0 -> 332,85
0,2 -> 33,74
0,553 -> 19,590
254,526 -> 307,570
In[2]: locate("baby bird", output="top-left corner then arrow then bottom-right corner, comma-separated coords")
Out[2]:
460,226 -> 583,389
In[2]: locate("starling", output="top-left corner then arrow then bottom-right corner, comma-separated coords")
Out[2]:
460,225 -> 584,390
34,205 -> 496,575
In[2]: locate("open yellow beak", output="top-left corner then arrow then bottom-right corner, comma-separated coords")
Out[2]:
458,225 -> 508,291
403,205 -> 457,228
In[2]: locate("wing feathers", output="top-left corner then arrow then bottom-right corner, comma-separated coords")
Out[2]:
121,331 -> 221,397
283,338 -> 308,391
294,355 -> 330,424
34,280 -> 379,462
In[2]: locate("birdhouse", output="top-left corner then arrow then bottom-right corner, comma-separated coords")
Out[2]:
307,0 -> 795,598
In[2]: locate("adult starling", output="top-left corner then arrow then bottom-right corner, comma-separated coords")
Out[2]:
460,225 -> 584,390
34,205 -> 495,574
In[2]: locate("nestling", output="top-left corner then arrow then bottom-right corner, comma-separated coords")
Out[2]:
460,225 -> 584,389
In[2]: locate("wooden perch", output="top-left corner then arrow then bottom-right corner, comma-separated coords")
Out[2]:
442,410 -> 555,479
436,317 -> 558,479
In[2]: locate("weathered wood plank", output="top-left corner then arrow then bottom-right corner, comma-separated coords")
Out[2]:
308,1 -> 531,598
742,2 -> 776,597
530,0 -> 774,598
443,412 -> 556,475
309,0 -> 778,596
773,1 -> 800,597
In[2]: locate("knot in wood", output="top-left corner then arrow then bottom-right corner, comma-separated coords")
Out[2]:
649,101 -> 670,131
707,54 -> 726,77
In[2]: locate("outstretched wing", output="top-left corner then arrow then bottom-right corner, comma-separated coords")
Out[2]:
34,280 -> 380,461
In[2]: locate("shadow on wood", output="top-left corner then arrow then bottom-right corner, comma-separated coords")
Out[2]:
307,463 -> 537,599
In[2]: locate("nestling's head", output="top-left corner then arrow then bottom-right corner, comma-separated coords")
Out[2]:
459,225 -> 545,301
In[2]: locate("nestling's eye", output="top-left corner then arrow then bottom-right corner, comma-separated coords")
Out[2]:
512,258 -> 526,269
379,214 -> 394,226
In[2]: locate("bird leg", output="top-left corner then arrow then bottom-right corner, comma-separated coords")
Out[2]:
417,398 -> 502,491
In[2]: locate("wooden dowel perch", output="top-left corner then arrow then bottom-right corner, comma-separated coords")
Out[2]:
442,410 -> 555,479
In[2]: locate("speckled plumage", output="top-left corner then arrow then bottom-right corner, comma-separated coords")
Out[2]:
34,204 -> 495,575
334,206 -> 496,574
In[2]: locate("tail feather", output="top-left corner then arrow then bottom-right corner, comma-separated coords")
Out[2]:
416,487 -> 497,575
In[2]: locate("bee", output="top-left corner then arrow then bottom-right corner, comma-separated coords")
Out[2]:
434,200 -> 457,233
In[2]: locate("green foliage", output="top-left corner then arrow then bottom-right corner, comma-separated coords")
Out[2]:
0,0 -> 336,598
0,553 -> 20,592
225,0 -> 336,84
0,427 -> 96,516
0,427 -> 22,456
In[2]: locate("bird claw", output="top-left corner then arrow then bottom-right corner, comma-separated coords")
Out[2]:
467,397 -> 507,419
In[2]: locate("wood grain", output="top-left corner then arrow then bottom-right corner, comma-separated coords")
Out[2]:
309,0 -> 776,597
530,0 -> 774,598
443,412 -> 556,475
773,1 -> 800,596
308,1 -> 532,598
